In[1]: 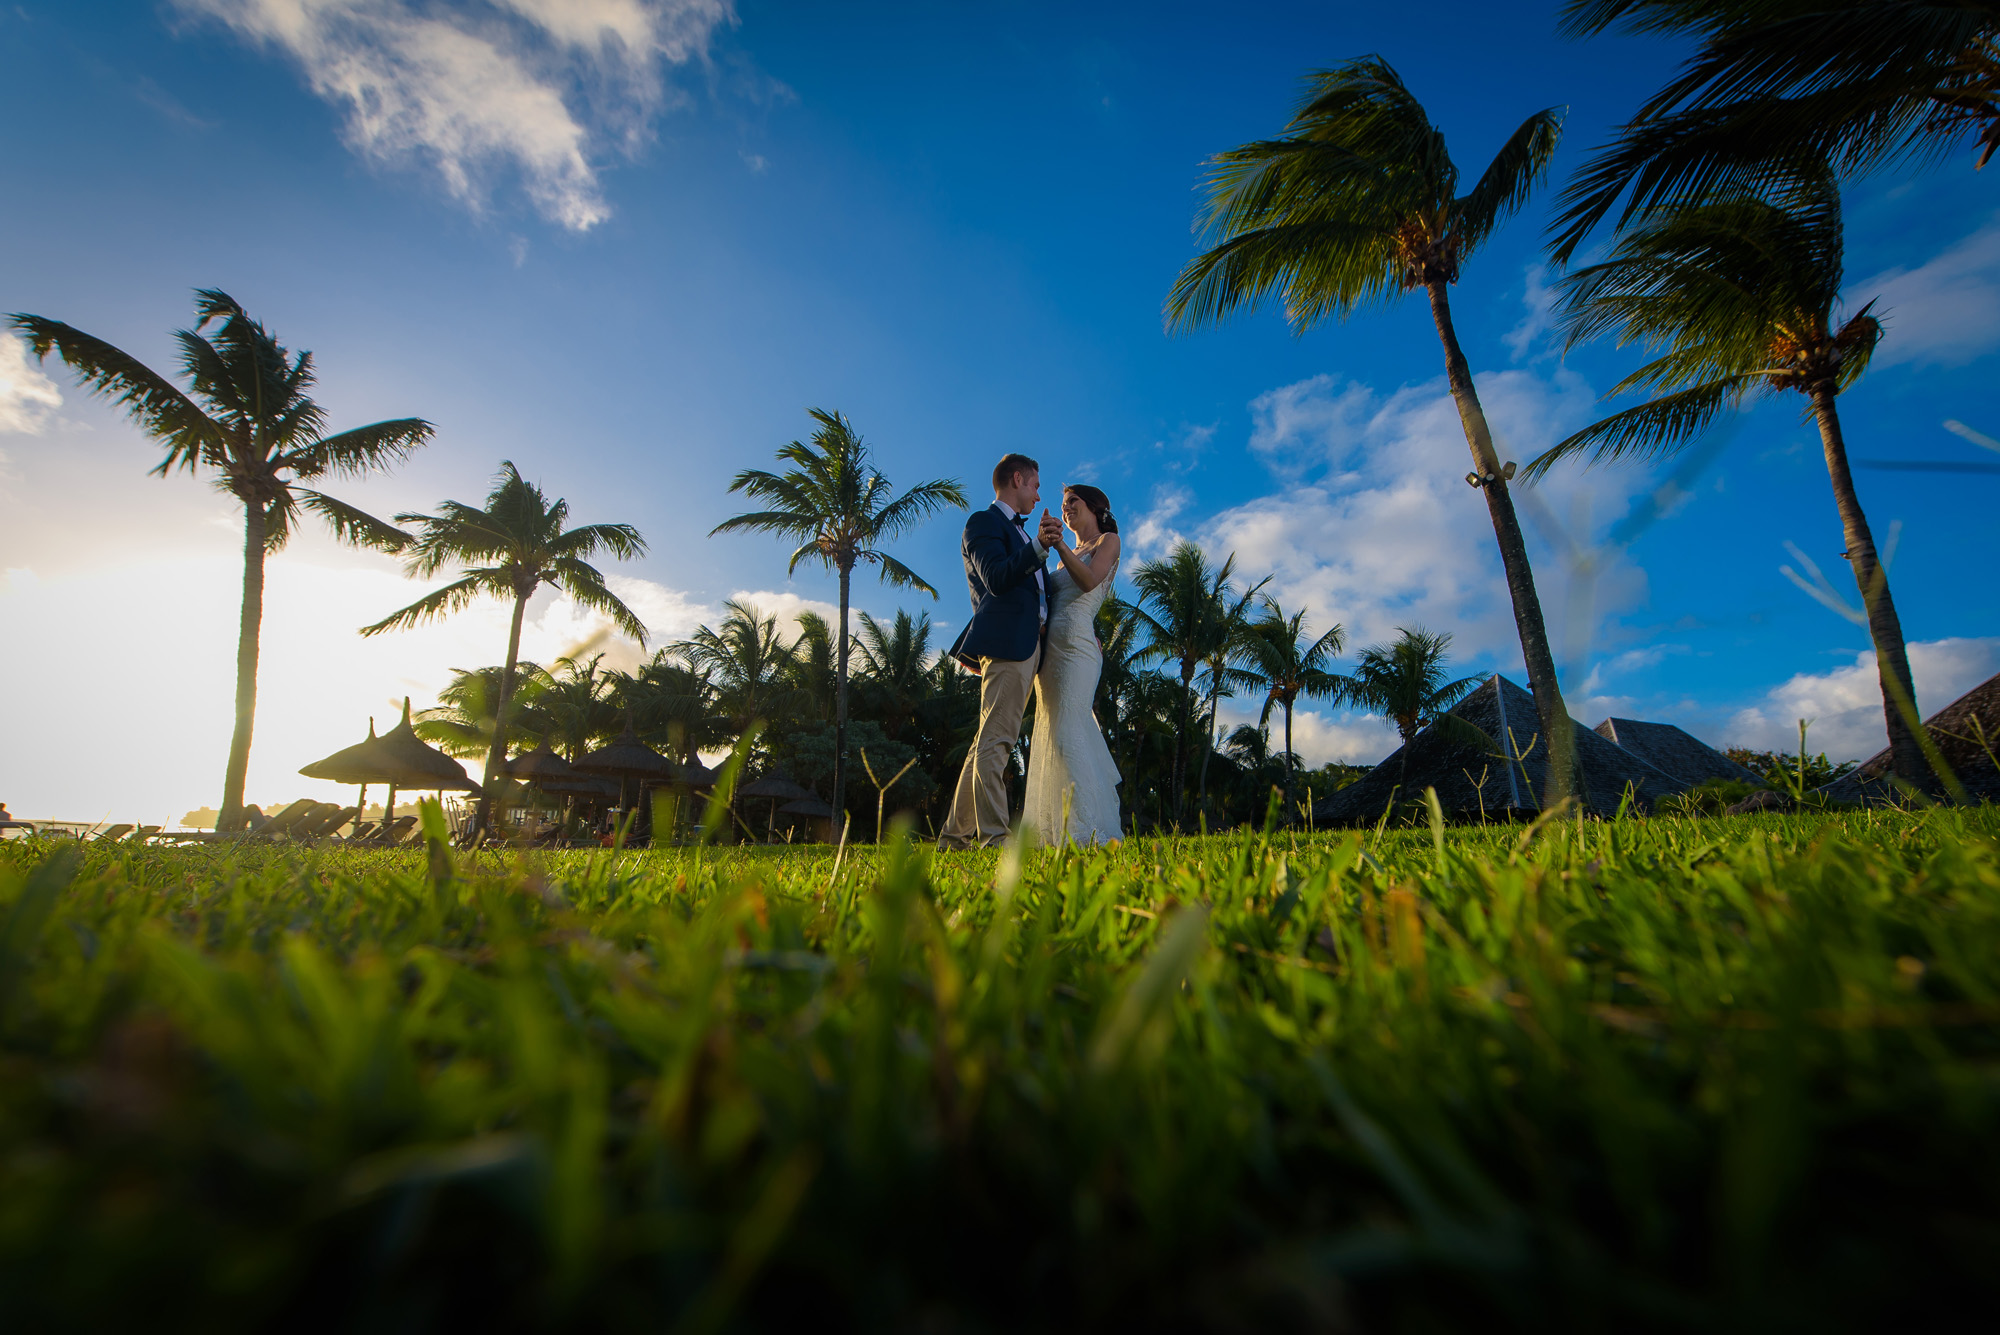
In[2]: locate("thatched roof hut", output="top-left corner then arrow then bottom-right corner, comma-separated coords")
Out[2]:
1317,675 -> 1690,823
1823,670 -> 2000,804
1593,718 -> 1760,787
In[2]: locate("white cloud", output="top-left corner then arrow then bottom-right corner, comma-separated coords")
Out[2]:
1124,483 -> 1190,560
0,336 -> 63,436
1502,261 -> 1559,362
1852,213 -> 2000,367
1724,636 -> 2000,759
177,0 -> 735,230
1205,368 -> 1652,668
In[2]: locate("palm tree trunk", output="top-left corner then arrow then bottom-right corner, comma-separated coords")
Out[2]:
472,589 -> 531,839
1282,700 -> 1295,812
219,502 -> 267,831
1425,279 -> 1574,804
832,564 -> 852,823
1811,388 -> 1928,787
1196,676 -> 1221,806
1171,662 -> 1195,825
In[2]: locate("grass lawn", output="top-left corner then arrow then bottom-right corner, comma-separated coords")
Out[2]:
4,806 -> 1999,1331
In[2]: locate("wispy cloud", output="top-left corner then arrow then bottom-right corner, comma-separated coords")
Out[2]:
176,0 -> 736,230
0,336 -> 63,436
1852,212 -> 2000,366
1502,261 -> 1559,362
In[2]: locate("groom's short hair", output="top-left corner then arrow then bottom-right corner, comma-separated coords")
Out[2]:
993,453 -> 1039,491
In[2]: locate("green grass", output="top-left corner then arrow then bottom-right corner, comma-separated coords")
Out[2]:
4,807 -> 1999,1331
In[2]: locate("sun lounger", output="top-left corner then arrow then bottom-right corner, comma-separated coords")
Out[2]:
95,824 -> 136,843
379,815 -> 419,845
348,821 -> 377,841
258,800 -> 323,838
129,825 -> 162,843
306,806 -> 361,840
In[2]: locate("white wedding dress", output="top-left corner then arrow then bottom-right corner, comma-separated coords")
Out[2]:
1026,546 -> 1123,845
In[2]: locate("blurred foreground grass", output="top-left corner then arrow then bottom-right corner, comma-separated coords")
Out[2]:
4,807 -> 1999,1331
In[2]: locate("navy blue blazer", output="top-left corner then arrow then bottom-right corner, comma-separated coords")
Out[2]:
948,504 -> 1047,666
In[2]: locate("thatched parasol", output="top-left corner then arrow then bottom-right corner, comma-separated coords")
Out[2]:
575,719 -> 677,828
376,699 -> 481,792
299,709 -> 472,836
495,742 -> 579,784
740,774 -> 814,841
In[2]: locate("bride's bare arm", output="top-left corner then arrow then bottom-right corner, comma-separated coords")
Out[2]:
1053,533 -> 1120,592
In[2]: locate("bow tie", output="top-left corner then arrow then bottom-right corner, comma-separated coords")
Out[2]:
1009,513 -> 1028,527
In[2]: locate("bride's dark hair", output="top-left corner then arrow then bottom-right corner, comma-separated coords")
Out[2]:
1063,484 -> 1117,535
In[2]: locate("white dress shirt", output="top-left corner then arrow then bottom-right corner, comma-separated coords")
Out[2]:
994,499 -> 1048,624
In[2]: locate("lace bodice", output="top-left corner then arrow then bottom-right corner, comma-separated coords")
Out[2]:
1047,545 -> 1117,644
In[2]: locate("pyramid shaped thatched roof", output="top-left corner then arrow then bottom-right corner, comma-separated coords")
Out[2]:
1593,718 -> 1760,787
1823,670 -> 2000,804
1318,675 -> 1689,823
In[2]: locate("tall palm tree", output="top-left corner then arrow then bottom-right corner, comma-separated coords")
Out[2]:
711,409 -> 967,817
1344,628 -> 1484,785
1551,0 -> 2000,262
1128,541 -> 1253,825
1525,170 -> 1931,786
681,598 -> 799,741
1166,57 -> 1577,800
363,461 -> 648,836
12,291 -> 430,830
1238,603 -> 1348,810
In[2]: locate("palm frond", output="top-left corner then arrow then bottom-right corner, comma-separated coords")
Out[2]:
1523,376 -> 1755,479
871,552 -> 940,599
294,489 -> 409,552
360,573 -> 495,636
293,418 -> 434,478
553,558 -> 649,646
1456,105 -> 1566,251
8,315 -> 225,472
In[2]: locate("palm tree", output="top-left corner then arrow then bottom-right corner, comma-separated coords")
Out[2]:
1238,603 -> 1348,810
1525,169 -> 1931,787
414,662 -> 553,758
1551,0 -> 2000,262
1166,57 -> 1577,801
539,654 -> 622,762
12,291 -> 430,829
681,598 -> 799,741
1128,541 -> 1256,825
1344,628 -> 1484,785
855,609 -> 935,740
1194,575 -> 1272,812
711,409 -> 967,818
363,461 -> 648,837
786,611 -> 840,722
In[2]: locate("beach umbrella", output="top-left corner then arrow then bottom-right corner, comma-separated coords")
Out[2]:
494,742 -> 579,784
298,715 -> 441,835
575,718 -> 677,832
739,774 -> 814,841
776,795 -> 836,843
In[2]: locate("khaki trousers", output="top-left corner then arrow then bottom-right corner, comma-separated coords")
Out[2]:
939,646 -> 1039,849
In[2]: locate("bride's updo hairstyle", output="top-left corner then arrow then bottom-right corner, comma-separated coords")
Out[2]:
1064,484 -> 1117,535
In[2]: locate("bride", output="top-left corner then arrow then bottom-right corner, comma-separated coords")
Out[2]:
1025,483 -> 1123,844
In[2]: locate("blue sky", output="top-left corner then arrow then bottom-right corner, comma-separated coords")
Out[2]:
3,0 -> 1997,823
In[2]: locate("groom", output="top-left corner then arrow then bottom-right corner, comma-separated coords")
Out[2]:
939,452 -> 1061,849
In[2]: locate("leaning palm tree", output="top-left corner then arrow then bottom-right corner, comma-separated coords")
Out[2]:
414,662 -> 553,759
1166,56 -> 1577,800
681,598 -> 800,742
1238,603 -> 1348,810
1343,628 -> 1484,786
711,409 -> 967,818
1551,0 -> 2000,262
1525,169 -> 1932,787
1128,541 -> 1255,825
11,291 -> 430,830
854,609 -> 935,741
363,462 -> 648,837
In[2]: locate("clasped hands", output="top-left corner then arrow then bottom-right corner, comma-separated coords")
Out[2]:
1035,509 -> 1064,550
